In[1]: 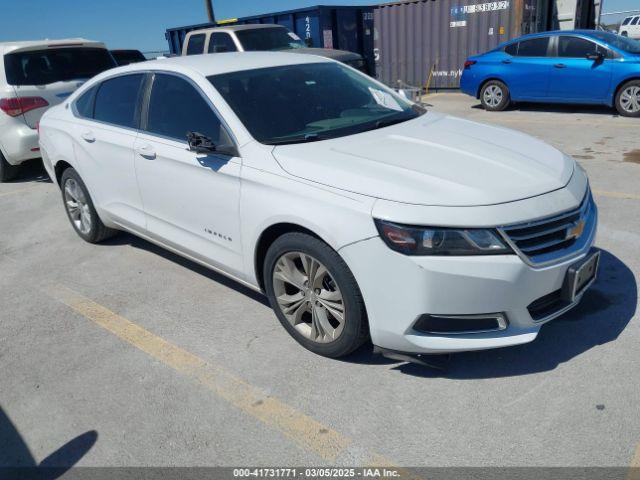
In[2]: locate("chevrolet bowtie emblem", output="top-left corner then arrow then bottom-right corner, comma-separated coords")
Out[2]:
566,220 -> 586,240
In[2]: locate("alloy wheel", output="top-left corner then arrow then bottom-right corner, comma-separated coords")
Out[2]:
64,178 -> 92,235
620,86 -> 640,114
483,85 -> 503,108
272,252 -> 345,344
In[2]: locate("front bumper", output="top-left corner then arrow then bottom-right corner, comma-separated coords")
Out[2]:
339,229 -> 597,355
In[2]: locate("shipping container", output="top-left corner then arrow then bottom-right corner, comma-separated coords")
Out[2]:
166,5 -> 376,72
373,0 -> 552,89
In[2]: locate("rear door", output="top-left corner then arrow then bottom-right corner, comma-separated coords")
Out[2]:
547,36 -> 614,103
502,36 -> 554,100
4,45 -> 115,127
70,73 -> 147,229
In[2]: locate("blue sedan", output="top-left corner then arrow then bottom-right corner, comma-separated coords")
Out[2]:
460,30 -> 640,117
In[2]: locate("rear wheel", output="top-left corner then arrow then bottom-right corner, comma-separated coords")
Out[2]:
263,232 -> 369,358
60,167 -> 117,243
480,80 -> 511,111
615,80 -> 640,117
0,152 -> 18,183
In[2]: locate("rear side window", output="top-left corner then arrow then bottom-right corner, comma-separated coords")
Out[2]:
622,17 -> 632,26
75,86 -> 98,118
516,37 -> 550,57
145,73 -> 224,143
186,34 -> 206,55
208,33 -> 238,53
632,17 -> 640,26
504,43 -> 518,55
558,36 -> 598,57
3,48 -> 115,86
93,74 -> 144,129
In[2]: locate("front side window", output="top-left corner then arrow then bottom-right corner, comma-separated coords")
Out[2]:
235,27 -> 305,51
558,36 -> 598,57
93,74 -> 144,129
4,48 -> 115,86
209,62 -> 424,145
186,34 -> 206,55
632,16 -> 640,25
622,17 -> 632,25
146,74 -> 224,143
208,33 -> 237,53
516,37 -> 550,57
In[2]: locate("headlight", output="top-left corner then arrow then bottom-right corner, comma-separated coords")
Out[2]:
374,220 -> 512,256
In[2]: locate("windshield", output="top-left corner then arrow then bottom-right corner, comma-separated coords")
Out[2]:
235,27 -> 306,51
208,62 -> 424,145
588,31 -> 640,54
4,47 -> 116,86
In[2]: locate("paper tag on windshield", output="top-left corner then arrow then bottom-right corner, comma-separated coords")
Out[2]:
368,87 -> 404,112
288,32 -> 301,41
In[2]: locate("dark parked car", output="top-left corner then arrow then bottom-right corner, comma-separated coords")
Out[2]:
110,49 -> 146,66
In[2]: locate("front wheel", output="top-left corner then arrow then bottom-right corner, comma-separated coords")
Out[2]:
615,80 -> 640,117
263,232 -> 369,358
60,167 -> 117,243
480,80 -> 511,111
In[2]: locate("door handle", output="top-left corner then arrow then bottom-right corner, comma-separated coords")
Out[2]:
81,131 -> 95,143
554,63 -> 567,69
501,59 -> 512,64
135,144 -> 156,159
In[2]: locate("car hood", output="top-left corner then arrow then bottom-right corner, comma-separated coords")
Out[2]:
272,112 -> 574,207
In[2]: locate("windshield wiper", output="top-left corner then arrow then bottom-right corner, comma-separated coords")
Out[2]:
265,133 -> 325,146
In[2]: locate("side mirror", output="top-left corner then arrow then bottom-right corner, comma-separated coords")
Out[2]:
186,131 -> 239,157
586,51 -> 604,62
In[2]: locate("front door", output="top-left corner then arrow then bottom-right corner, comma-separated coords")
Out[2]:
133,72 -> 244,275
547,36 -> 614,103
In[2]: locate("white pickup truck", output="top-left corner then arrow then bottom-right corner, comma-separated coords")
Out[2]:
182,24 -> 367,72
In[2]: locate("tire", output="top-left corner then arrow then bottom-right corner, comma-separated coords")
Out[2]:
615,80 -> 640,117
263,232 -> 369,358
60,167 -> 117,243
0,152 -> 18,183
480,80 -> 511,111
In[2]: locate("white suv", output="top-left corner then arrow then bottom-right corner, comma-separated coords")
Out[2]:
619,15 -> 640,39
38,53 -> 599,361
0,39 -> 115,181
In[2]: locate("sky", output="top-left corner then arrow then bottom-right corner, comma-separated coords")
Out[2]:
2,0 -> 639,52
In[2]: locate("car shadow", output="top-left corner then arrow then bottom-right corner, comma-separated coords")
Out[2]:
0,406 -> 97,478
393,249 -> 636,378
101,232 -> 270,307
471,102 -> 619,117
7,159 -> 52,184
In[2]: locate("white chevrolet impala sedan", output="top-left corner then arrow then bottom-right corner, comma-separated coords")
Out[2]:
39,53 -> 599,360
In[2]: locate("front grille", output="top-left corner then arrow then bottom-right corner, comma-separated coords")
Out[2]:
500,190 -> 596,266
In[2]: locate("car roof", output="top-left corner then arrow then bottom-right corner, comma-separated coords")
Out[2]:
118,51 -> 333,77
189,24 -> 286,34
504,29 -> 621,44
0,38 -> 106,55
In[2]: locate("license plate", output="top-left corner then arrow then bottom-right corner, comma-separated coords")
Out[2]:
562,250 -> 600,302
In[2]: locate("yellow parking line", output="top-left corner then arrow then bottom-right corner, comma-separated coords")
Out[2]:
45,284 -> 366,463
593,190 -> 640,201
628,443 -> 640,480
